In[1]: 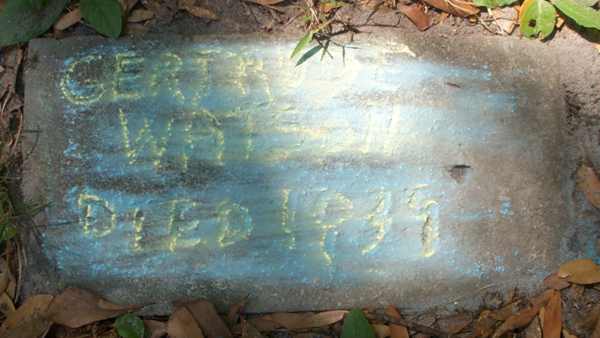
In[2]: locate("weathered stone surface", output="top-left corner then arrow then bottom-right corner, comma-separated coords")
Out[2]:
24,34 -> 567,312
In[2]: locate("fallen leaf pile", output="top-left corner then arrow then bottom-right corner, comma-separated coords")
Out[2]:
52,0 -> 217,35
1,258 -> 600,338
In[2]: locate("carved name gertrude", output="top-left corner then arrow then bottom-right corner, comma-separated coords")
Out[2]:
25,36 -> 566,311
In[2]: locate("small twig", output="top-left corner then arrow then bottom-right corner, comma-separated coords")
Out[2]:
385,315 -> 453,338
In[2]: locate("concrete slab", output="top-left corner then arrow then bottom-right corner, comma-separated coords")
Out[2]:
23,34 -> 569,312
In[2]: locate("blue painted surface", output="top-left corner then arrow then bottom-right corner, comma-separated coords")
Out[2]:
38,39 -> 546,289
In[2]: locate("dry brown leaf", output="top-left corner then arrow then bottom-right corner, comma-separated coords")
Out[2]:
54,8 -> 81,31
385,305 -> 402,320
227,298 -> 246,325
0,258 -> 10,295
398,4 -> 432,31
6,276 -> 16,300
492,306 -> 540,338
248,316 -> 280,332
524,316 -> 542,338
253,0 -> 285,4
0,292 -> 15,315
47,288 -> 138,328
373,324 -> 391,338
422,0 -> 479,17
145,320 -> 167,338
383,306 -> 409,338
437,313 -> 472,334
184,6 -> 217,19
541,290 -> 561,338
0,294 -> 53,338
563,328 -> 578,338
558,259 -> 600,285
490,301 -> 521,321
544,273 -> 571,290
168,307 -> 206,338
390,324 -> 409,338
474,311 -> 497,338
178,0 -> 217,20
262,310 -> 347,330
577,164 -> 600,208
593,316 -> 600,338
530,289 -> 555,308
185,300 -> 232,338
128,9 -> 154,22
241,318 -> 265,338
119,0 -> 138,12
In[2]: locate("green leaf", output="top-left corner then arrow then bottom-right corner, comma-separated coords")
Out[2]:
80,0 -> 123,38
0,0 -> 69,46
473,0 -> 518,8
291,31 -> 315,59
341,309 -> 376,338
28,0 -> 49,10
552,0 -> 600,29
115,314 -> 145,338
296,45 -> 323,66
0,224 -> 16,242
519,0 -> 557,39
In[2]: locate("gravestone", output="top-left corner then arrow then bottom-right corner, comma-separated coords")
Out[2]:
24,34 -> 569,312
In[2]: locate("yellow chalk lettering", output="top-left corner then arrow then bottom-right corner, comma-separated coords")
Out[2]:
217,200 -> 253,248
113,52 -> 144,100
313,192 -> 353,265
361,190 -> 392,255
149,52 -> 184,103
280,188 -> 296,250
78,193 -> 116,238
60,55 -> 105,105
118,108 -> 173,168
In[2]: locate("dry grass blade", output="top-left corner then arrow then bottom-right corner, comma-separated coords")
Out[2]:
184,300 -> 232,338
541,290 -> 561,338
168,307 -> 206,338
558,258 -> 600,285
422,0 -> 479,17
260,310 -> 347,330
0,294 -> 53,338
577,164 -> 600,208
47,288 -> 139,328
54,8 -> 82,31
398,4 -> 432,31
